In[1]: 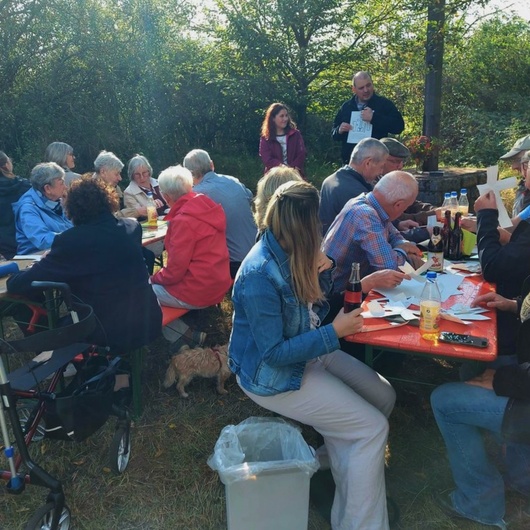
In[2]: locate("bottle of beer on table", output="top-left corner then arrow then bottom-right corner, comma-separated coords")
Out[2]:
146,191 -> 158,229
427,226 -> 444,272
419,271 -> 441,341
441,210 -> 452,258
344,262 -> 362,313
447,211 -> 463,260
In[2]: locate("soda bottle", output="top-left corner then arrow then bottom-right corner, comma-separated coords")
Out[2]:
441,210 -> 452,258
344,262 -> 362,313
447,211 -> 463,260
458,188 -> 469,215
146,191 -> 158,229
427,226 -> 444,272
420,271 -> 441,341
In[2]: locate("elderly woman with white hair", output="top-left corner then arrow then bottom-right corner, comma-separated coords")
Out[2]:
12,162 -> 73,254
93,150 -> 146,218
44,141 -> 82,187
124,154 -> 167,216
150,165 -> 232,350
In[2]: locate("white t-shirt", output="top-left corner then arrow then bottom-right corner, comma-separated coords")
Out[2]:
276,134 -> 288,164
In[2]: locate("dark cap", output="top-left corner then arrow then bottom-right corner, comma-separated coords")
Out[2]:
380,137 -> 410,159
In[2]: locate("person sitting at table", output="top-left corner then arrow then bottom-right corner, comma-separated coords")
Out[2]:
431,278 -> 530,530
323,170 -> 424,295
253,166 -> 303,236
93,151 -> 156,272
124,154 -> 167,262
183,148 -> 257,278
12,162 -> 73,255
124,154 -> 167,216
44,141 -> 82,187
150,165 -> 232,351
229,180 -> 396,530
7,177 -> 162,352
0,151 -> 31,259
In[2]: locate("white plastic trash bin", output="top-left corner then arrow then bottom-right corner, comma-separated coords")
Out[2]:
208,416 -> 320,530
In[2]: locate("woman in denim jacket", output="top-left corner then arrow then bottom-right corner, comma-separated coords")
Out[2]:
229,181 -> 396,530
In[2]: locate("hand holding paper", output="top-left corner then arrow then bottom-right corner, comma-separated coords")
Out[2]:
476,165 -> 517,228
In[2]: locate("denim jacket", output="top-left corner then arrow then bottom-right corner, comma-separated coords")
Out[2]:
228,230 -> 340,396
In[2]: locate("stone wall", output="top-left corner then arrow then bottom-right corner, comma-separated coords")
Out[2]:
410,168 -> 487,212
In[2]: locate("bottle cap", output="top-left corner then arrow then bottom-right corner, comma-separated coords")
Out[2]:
451,191 -> 457,196
444,192 -> 450,197
426,271 -> 437,280
461,188 -> 467,193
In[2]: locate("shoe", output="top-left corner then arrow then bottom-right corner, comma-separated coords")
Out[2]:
435,492 -> 507,529
169,330 -> 207,354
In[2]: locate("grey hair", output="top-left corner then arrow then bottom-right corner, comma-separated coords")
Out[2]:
158,165 -> 193,200
374,171 -> 418,203
350,138 -> 389,164
128,155 -> 153,181
182,149 -> 212,178
30,162 -> 65,192
94,150 -> 124,173
352,71 -> 372,86
44,142 -> 73,168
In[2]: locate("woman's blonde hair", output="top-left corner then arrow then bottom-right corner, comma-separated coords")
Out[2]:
254,166 -> 303,231
264,180 -> 324,304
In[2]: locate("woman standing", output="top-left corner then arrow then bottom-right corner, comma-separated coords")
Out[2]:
44,141 -> 82,187
229,180 -> 395,530
259,103 -> 307,178
124,155 -> 167,216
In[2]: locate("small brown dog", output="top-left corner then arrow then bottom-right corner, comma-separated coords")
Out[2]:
163,344 -> 231,398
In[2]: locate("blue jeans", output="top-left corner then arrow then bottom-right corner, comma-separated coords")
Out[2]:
431,382 -> 509,526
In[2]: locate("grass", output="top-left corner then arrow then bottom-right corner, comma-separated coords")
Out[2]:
2,299 -> 530,530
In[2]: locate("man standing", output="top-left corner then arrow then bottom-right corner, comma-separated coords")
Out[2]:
323,171 -> 423,294
319,138 -> 388,234
499,135 -> 530,216
332,71 -> 405,164
183,149 -> 257,278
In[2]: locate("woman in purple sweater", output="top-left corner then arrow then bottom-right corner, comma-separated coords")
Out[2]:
259,103 -> 307,179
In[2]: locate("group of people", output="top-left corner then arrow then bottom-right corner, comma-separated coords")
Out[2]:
2,68 -> 530,530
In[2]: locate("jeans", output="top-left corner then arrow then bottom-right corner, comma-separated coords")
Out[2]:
431,382 -> 510,526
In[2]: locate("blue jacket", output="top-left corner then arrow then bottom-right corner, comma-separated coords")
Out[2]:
12,187 -> 73,254
228,230 -> 340,396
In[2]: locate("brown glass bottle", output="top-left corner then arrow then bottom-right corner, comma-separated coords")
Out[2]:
447,212 -> 463,260
441,210 -> 451,259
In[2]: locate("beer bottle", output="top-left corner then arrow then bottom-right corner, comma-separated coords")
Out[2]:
447,212 -> 463,260
344,262 -> 362,313
427,226 -> 444,272
441,210 -> 452,258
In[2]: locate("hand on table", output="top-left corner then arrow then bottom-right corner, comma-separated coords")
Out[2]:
472,292 -> 518,313
396,242 -> 423,257
332,308 -> 363,338
361,270 -> 410,293
460,217 -> 477,233
465,368 -> 495,390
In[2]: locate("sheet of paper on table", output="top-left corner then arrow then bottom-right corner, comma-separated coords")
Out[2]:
374,273 -> 464,304
476,166 -> 517,228
347,111 -> 372,144
13,254 -> 44,261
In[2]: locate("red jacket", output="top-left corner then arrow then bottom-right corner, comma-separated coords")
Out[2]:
151,192 -> 231,306
259,128 -> 307,178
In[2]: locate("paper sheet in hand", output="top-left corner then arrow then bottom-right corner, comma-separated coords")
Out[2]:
476,166 -> 517,228
374,273 -> 464,304
399,260 -> 432,282
347,111 -> 372,144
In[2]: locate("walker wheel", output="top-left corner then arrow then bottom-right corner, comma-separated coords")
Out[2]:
24,502 -> 71,530
108,423 -> 131,473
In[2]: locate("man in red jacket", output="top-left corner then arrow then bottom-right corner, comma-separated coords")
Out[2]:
150,164 -> 231,349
